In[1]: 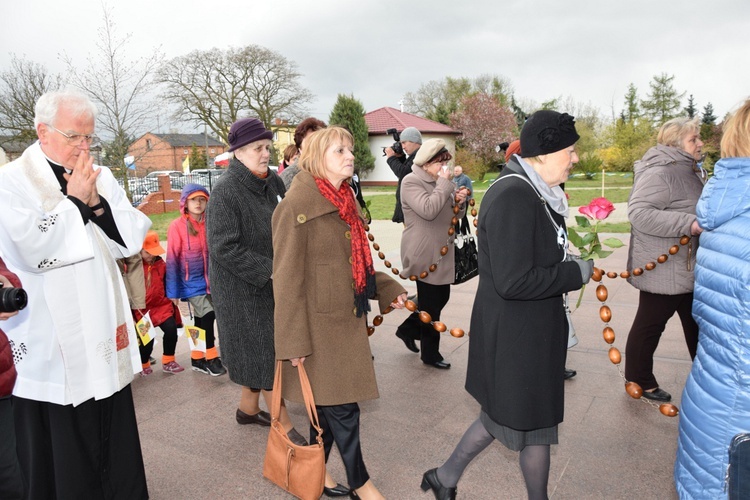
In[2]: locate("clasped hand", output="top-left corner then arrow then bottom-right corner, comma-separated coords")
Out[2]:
63,150 -> 101,208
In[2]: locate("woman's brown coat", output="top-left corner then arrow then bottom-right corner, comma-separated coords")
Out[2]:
272,171 -> 406,406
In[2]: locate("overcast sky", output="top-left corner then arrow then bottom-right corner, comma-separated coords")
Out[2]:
2,0 -> 748,131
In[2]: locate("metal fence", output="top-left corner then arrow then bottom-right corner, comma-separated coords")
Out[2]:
117,170 -> 226,206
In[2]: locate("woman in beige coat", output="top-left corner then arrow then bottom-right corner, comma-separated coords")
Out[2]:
398,139 -> 468,369
272,126 -> 407,500
625,117 -> 706,402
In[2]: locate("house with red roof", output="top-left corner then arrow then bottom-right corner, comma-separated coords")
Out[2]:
363,107 -> 461,184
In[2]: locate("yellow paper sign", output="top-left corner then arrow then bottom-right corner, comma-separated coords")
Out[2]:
135,315 -> 153,346
184,325 -> 206,352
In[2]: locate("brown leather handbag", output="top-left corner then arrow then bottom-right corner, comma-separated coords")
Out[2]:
262,360 -> 325,500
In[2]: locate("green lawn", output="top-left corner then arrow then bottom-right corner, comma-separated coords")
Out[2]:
147,212 -> 179,241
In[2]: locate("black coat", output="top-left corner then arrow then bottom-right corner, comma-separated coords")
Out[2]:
387,147 -> 419,223
465,161 -> 583,430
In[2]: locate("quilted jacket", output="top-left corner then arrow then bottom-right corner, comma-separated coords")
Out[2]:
674,157 -> 750,498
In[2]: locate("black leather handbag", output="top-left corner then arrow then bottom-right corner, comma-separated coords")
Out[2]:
728,433 -> 750,499
454,214 -> 479,284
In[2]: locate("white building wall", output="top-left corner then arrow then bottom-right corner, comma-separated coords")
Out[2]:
363,134 -> 457,184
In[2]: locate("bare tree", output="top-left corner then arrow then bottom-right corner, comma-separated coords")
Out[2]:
63,2 -> 163,179
158,45 -> 314,143
0,55 -> 63,139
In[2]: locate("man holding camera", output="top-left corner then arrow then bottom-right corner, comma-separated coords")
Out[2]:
384,127 -> 422,224
0,258 -> 24,499
0,88 -> 151,498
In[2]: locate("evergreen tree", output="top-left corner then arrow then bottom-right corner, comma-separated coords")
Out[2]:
189,143 -> 207,170
702,102 -> 717,125
510,95 -> 527,129
683,94 -> 697,118
622,83 -> 640,123
328,94 -> 376,175
641,73 -> 685,126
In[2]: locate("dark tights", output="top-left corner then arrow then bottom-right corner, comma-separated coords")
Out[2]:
193,311 -> 216,349
139,316 -> 179,364
437,418 -> 550,499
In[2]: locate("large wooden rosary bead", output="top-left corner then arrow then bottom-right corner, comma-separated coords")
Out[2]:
600,305 -> 612,322
625,382 -> 643,399
608,347 -> 622,364
680,236 -> 691,245
596,284 -> 608,302
602,326 -> 615,344
450,328 -> 465,338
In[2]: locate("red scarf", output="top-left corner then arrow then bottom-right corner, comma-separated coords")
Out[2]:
314,178 -> 376,317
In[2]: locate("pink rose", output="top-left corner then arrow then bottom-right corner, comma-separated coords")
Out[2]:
579,197 -> 615,220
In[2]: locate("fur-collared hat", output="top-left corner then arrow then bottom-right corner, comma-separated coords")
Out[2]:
520,110 -> 580,157
413,138 -> 447,167
227,117 -> 273,152
400,127 -> 422,144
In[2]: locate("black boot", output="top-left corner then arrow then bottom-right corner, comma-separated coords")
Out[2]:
421,468 -> 456,500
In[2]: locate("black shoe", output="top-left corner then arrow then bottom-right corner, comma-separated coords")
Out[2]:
206,357 -> 227,376
235,408 -> 272,426
564,368 -> 577,380
421,468 -> 456,500
287,427 -> 308,446
323,483 -> 350,497
424,360 -> 451,370
642,387 -> 671,402
396,329 -> 419,353
191,358 -> 210,374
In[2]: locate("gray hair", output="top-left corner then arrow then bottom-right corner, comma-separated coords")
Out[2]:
656,117 -> 700,149
34,87 -> 97,129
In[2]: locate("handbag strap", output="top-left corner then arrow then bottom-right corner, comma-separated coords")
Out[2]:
493,173 -> 567,262
271,360 -> 324,441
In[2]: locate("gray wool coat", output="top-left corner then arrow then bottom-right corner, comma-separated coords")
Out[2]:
627,145 -> 706,295
272,171 -> 406,406
206,159 -> 285,389
400,165 -> 465,285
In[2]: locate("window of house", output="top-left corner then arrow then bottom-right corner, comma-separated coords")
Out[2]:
183,149 -> 188,154
146,139 -> 152,150
210,149 -> 215,154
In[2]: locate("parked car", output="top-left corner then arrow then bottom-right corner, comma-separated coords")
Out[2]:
189,168 -> 226,190
145,170 -> 185,191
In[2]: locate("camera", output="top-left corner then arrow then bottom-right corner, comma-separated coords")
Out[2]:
0,287 -> 28,313
495,142 -> 510,154
382,128 -> 404,156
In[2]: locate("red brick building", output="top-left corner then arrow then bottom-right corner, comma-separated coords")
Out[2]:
128,133 -> 226,176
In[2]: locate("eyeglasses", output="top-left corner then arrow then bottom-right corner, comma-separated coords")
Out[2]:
46,124 -> 99,147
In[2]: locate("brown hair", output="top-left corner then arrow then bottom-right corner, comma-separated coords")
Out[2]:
294,117 -> 326,149
283,144 -> 298,162
721,98 -> 750,158
425,149 -> 453,165
299,126 -> 353,180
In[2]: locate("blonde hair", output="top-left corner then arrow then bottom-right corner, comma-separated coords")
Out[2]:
720,98 -> 750,158
657,117 -> 700,149
298,126 -> 353,179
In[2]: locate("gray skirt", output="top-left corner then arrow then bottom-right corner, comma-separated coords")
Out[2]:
480,411 -> 558,452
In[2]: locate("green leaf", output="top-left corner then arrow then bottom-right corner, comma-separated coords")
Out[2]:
567,228 -> 584,248
579,250 -> 591,260
581,232 -> 596,245
575,216 -> 591,228
602,237 -> 625,248
593,249 -> 614,259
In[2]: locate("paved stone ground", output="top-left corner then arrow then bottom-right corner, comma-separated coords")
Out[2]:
133,214 -> 689,499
